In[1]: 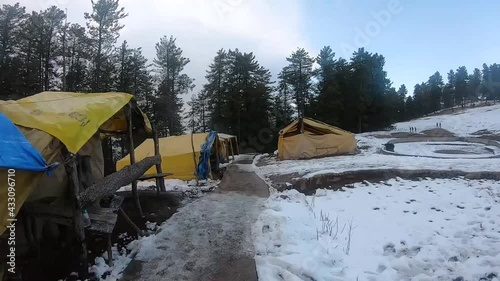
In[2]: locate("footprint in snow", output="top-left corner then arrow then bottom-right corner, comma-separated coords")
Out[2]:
377,264 -> 387,273
383,243 -> 396,255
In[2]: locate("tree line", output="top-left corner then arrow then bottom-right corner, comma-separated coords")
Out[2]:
1,0 -> 499,154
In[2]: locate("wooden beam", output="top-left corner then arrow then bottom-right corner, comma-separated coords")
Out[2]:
126,104 -> 144,217
138,173 -> 173,181
107,234 -> 113,267
152,128 -> 166,192
229,138 -> 235,161
77,155 -> 160,209
119,208 -> 144,237
62,150 -> 88,280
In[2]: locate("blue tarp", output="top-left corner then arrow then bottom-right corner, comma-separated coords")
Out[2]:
0,112 -> 51,172
196,130 -> 218,180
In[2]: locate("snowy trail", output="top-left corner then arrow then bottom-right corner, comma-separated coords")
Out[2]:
122,155 -> 269,281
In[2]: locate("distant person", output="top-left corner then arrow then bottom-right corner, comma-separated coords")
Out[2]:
436,122 -> 438,127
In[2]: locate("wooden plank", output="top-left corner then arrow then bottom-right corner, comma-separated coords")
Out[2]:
77,155 -> 160,209
87,208 -> 118,234
138,173 -> 173,181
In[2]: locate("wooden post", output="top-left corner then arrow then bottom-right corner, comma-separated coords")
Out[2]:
214,136 -> 220,176
62,150 -> 88,279
190,133 -> 199,184
152,128 -> 166,193
229,138 -> 235,161
126,104 -> 144,218
235,136 -> 240,155
107,234 -> 113,267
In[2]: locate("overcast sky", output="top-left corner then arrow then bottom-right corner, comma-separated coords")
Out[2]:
5,0 -> 500,99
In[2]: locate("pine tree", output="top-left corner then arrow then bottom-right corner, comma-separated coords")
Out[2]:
405,95 -> 416,120
468,68 -> 481,103
0,3 -> 27,98
427,71 -> 443,112
282,48 -> 314,117
153,35 -> 194,136
187,92 -> 209,133
454,66 -> 469,108
396,84 -> 408,120
223,49 -> 272,142
273,70 -> 294,129
65,23 -> 90,92
203,49 -> 229,131
85,0 -> 127,92
314,46 -> 343,126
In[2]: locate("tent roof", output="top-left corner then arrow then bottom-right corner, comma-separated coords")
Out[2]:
0,91 -> 152,153
120,133 -> 210,160
0,112 -> 50,171
279,117 -> 353,137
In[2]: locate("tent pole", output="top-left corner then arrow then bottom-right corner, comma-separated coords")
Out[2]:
230,138 -> 235,161
126,104 -> 144,218
152,127 -> 166,193
62,149 -> 88,280
190,133 -> 199,185
215,136 -> 220,174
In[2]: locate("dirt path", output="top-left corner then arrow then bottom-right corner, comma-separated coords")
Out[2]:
121,155 -> 269,281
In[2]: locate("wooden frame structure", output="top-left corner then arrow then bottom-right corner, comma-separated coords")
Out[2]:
18,101 -> 169,279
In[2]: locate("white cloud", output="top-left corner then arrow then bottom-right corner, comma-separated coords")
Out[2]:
2,0 -> 309,99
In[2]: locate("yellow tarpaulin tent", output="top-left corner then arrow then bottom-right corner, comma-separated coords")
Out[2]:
0,91 -> 151,236
0,91 -> 152,153
116,133 -> 215,181
277,117 -> 357,160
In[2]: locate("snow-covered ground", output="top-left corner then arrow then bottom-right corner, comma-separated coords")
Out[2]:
393,104 -> 500,136
390,141 -> 500,159
117,178 -> 219,193
255,104 -> 500,179
254,178 -> 500,281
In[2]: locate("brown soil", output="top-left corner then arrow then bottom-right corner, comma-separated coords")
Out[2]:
420,128 -> 455,137
270,169 -> 500,195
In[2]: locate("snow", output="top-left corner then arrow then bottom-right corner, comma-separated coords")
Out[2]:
255,104 -> 500,179
393,104 -> 500,136
254,178 -> 500,281
117,178 -> 218,193
89,243 -> 135,281
389,141 -> 500,159
257,137 -> 500,180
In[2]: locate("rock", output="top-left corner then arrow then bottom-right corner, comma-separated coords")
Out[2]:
452,277 -> 464,281
448,256 -> 459,262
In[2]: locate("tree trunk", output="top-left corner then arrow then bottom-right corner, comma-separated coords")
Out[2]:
77,155 -> 160,209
